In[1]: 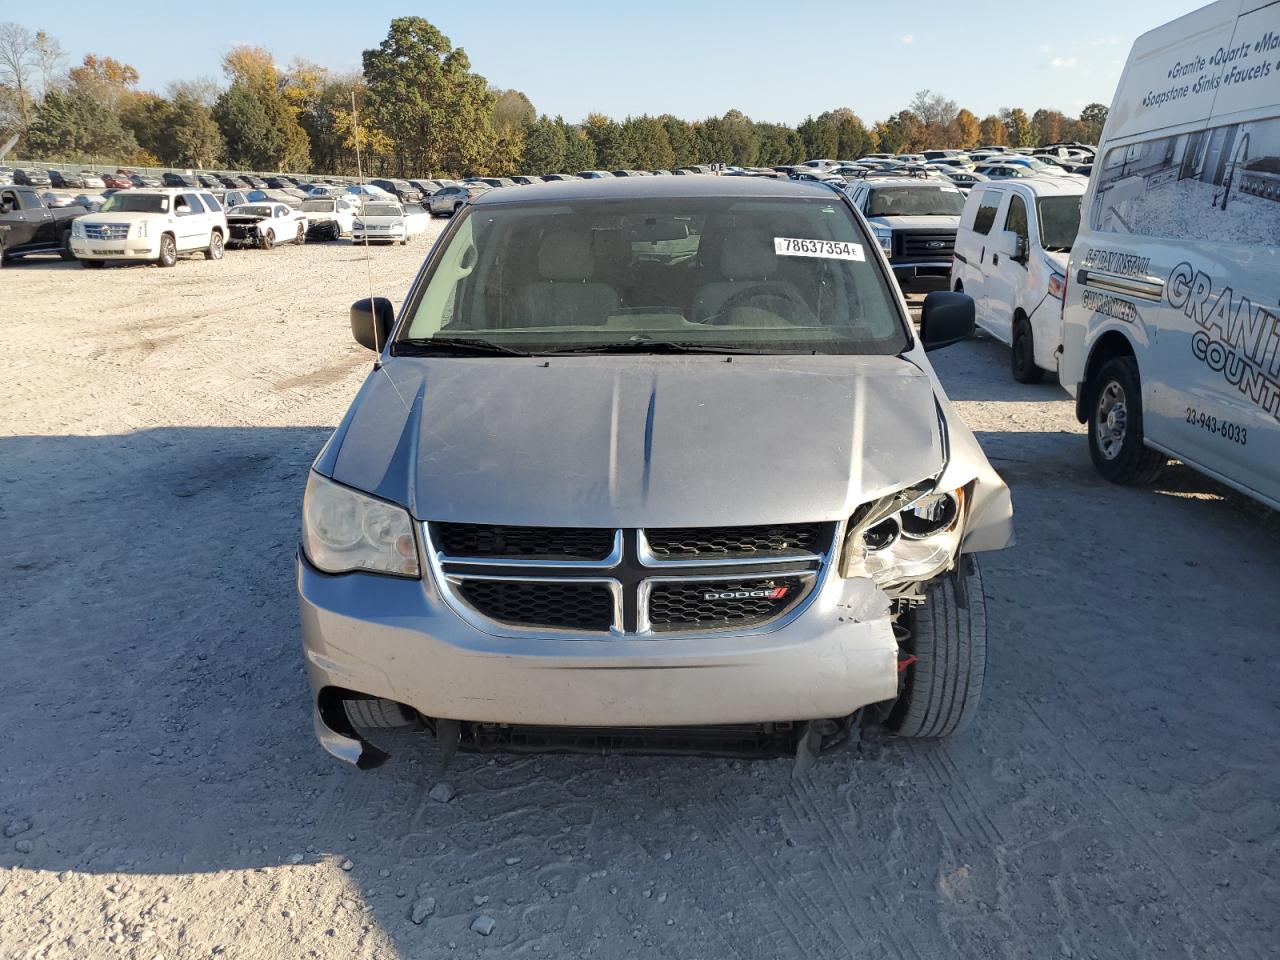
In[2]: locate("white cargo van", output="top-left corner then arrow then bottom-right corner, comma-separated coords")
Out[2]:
951,178 -> 1085,382
1059,0 -> 1280,508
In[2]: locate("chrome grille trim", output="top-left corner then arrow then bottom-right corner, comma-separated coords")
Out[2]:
423,522 -> 840,640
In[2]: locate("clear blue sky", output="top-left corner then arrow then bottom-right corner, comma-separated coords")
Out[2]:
15,0 -> 1206,124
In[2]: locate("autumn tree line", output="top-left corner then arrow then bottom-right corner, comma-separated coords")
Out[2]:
0,17 -> 1110,178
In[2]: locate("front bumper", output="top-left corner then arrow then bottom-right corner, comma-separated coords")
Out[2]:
890,261 -> 953,291
352,227 -> 406,243
298,554 -> 898,763
70,237 -> 159,260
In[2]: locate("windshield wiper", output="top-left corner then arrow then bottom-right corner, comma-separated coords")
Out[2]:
543,340 -> 767,356
394,337 -> 534,357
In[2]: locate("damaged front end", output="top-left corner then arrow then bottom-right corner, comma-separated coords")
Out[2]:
226,215 -> 266,248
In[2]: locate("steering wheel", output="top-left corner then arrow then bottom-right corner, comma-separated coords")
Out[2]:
705,283 -> 810,325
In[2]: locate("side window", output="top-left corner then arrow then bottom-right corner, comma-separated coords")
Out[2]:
971,190 -> 1002,236
0,189 -> 17,212
1004,194 -> 1029,244
201,192 -> 222,212
176,194 -> 204,215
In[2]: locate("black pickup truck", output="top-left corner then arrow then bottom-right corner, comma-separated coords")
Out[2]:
0,186 -> 82,264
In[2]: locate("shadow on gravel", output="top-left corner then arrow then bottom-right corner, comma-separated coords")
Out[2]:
1,423 -> 1277,959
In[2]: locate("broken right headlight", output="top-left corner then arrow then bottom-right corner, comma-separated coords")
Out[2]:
840,487 -> 966,587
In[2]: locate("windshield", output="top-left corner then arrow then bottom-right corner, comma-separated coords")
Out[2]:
229,205 -> 272,217
866,186 -> 965,217
1037,195 -> 1082,251
397,195 -> 908,355
100,193 -> 168,214
301,200 -> 335,212
362,204 -> 402,217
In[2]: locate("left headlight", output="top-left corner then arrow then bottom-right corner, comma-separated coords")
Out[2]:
872,225 -> 893,256
301,472 -> 420,578
840,487 -> 965,587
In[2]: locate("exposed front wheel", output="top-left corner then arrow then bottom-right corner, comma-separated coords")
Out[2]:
885,559 -> 987,739
295,222 -> 306,245
157,234 -> 177,268
344,698 -> 416,731
1086,355 -> 1166,484
1010,316 -> 1043,383
260,228 -> 275,251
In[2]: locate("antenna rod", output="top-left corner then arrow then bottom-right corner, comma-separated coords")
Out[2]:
352,90 -> 379,350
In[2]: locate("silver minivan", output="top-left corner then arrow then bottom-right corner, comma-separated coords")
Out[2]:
297,176 -> 1013,767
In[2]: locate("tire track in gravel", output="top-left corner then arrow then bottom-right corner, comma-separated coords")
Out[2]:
786,771 -> 924,960
1022,696 -> 1252,960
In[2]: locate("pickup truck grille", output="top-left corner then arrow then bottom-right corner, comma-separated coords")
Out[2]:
428,523 -> 833,637
83,224 -> 129,240
893,231 -> 956,260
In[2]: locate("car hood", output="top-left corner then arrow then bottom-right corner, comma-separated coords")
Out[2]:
866,215 -> 961,230
79,212 -> 166,223
320,354 -> 946,527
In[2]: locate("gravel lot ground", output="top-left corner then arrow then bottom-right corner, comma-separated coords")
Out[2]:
2,225 -> 1278,960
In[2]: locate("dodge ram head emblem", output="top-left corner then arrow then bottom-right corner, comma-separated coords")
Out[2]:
703,586 -> 790,601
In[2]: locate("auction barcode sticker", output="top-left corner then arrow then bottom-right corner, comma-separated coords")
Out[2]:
774,237 -> 865,261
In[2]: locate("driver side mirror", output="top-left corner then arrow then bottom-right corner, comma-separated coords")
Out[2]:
351,297 -> 394,352
995,229 -> 1027,261
919,291 -> 975,351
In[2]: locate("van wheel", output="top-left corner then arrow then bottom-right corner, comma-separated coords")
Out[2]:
157,234 -> 177,268
205,231 -> 224,261
1010,316 -> 1043,383
1086,356 -> 1166,484
885,559 -> 987,739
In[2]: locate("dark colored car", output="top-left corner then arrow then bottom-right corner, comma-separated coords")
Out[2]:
49,170 -> 88,189
370,178 -> 424,204
162,172 -> 200,188
198,174 -> 223,189
541,173 -> 575,182
242,175 -> 267,189
466,177 -> 517,189
13,169 -> 52,187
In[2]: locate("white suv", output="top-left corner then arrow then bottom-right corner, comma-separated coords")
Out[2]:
70,188 -> 228,268
950,178 -> 1084,382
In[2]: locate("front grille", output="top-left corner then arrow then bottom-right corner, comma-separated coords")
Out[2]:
432,524 -> 834,637
894,231 -> 956,259
647,577 -> 808,632
434,523 -> 615,561
453,580 -> 614,631
644,523 -> 830,560
84,224 -> 128,240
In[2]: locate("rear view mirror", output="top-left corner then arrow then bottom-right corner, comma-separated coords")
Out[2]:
919,291 -> 975,351
350,297 -> 394,352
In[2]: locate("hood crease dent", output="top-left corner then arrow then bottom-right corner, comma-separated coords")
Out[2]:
326,355 -> 947,528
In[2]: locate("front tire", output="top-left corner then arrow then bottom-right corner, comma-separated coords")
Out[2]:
157,234 -> 177,268
1010,315 -> 1043,383
260,228 -> 275,251
344,698 -> 416,731
59,229 -> 76,261
295,222 -> 306,245
1086,355 -> 1167,484
885,559 -> 987,739
204,231 -> 224,261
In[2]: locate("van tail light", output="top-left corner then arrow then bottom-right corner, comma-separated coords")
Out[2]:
1058,270 -> 1070,320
